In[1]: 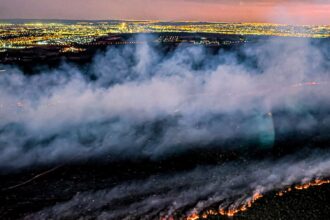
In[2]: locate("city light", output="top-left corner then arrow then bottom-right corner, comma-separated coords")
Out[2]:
0,21 -> 329,49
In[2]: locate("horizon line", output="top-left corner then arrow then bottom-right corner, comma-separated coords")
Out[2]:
0,18 -> 329,27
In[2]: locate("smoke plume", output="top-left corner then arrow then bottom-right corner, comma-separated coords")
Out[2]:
0,36 -> 329,169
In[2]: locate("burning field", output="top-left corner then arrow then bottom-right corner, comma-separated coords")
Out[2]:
0,35 -> 330,219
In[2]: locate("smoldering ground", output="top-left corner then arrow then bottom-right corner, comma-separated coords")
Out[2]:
1,35 -> 330,218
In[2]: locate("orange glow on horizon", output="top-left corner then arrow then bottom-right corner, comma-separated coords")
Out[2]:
1,0 -> 329,25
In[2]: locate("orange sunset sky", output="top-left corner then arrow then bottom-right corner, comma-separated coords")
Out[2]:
0,0 -> 329,25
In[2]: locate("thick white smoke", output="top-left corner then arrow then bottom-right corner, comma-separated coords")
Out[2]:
0,36 -> 329,170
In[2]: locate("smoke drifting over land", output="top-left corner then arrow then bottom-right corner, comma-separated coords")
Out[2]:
1,35 -> 330,218
25,150 -> 330,219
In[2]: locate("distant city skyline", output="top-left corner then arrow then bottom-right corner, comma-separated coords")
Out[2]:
0,0 -> 329,25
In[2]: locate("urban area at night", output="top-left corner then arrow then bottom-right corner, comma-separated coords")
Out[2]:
1,20 -> 330,49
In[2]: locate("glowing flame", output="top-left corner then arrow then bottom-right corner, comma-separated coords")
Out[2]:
185,178 -> 330,220
186,213 -> 199,220
218,192 -> 263,217
295,179 -> 330,190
